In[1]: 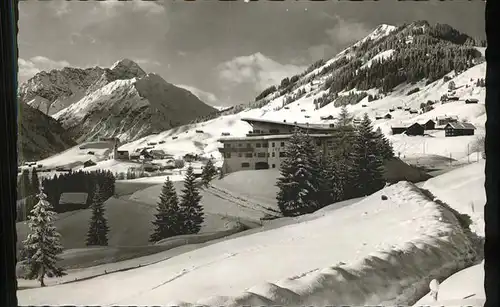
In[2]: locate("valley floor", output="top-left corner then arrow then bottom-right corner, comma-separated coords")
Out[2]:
17,179 -> 481,306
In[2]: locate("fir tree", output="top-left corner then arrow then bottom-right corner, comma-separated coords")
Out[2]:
21,187 -> 66,287
276,128 -> 321,217
336,105 -> 353,127
86,184 -> 110,246
150,177 -> 183,242
179,166 -> 204,234
201,159 -> 217,187
348,114 -> 386,197
375,127 -> 395,160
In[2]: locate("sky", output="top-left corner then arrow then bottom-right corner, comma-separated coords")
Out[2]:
18,0 -> 486,107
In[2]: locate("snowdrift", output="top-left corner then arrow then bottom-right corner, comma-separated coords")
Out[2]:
423,160 -> 485,236
17,182 -> 480,306
414,261 -> 484,306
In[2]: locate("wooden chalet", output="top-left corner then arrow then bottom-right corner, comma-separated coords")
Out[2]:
436,116 -> 459,126
465,98 -> 479,104
384,113 -> 393,119
444,122 -> 476,137
421,119 -> 436,130
405,123 -> 425,136
83,160 -> 97,168
391,126 -> 407,135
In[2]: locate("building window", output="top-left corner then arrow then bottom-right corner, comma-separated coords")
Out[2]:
263,143 -> 269,148
272,142 -> 275,147
254,153 -> 257,157
245,153 -> 252,158
272,152 -> 275,157
247,143 -> 252,148
241,162 -> 250,168
279,152 -> 287,158
270,129 -> 279,134
239,143 -> 243,147
238,153 -> 242,157
224,143 -> 231,148
256,143 -> 262,148
225,153 -> 231,158
257,152 -> 266,158
272,164 -> 276,168
280,142 -> 285,147
267,152 -> 270,157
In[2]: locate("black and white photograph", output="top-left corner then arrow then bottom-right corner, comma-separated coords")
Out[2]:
14,0 -> 487,306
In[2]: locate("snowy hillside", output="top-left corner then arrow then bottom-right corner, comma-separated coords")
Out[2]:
113,22 -> 485,166
17,181 -> 480,306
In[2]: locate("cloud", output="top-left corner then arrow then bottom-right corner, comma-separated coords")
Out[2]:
18,56 -> 70,80
216,53 -> 306,92
325,16 -> 371,45
98,0 -> 166,17
307,15 -> 371,60
133,58 -> 162,67
177,84 -> 220,105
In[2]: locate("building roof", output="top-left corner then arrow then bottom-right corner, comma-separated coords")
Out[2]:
240,117 -> 335,131
407,122 -> 424,128
391,125 -> 408,129
444,122 -> 477,130
218,134 -> 337,142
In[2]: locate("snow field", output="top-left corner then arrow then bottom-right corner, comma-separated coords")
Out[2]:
17,181 -> 480,306
414,261 -> 484,306
423,159 -> 485,236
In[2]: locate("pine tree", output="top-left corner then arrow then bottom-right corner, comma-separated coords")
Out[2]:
348,114 -> 386,197
178,166 -> 204,234
21,187 -> 66,287
276,128 -> 321,217
375,127 -> 395,160
336,105 -> 353,127
31,168 -> 40,195
201,159 -> 217,187
150,177 -> 183,242
86,184 -> 110,246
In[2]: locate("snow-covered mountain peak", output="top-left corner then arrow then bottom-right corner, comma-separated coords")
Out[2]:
110,58 -> 146,79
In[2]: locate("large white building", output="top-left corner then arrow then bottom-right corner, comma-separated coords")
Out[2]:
218,118 -> 350,174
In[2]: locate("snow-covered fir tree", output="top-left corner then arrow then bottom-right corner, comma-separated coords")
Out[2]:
276,127 -> 322,217
21,187 -> 66,287
86,184 -> 110,246
179,165 -> 204,234
336,105 -> 354,127
201,158 -> 217,187
302,133 -> 329,207
348,113 -> 386,197
150,177 -> 183,242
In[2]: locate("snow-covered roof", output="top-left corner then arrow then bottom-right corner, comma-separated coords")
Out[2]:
241,117 -> 334,131
219,134 -> 336,142
445,122 -> 476,130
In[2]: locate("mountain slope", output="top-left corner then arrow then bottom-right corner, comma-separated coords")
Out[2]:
19,59 -> 217,143
18,102 -> 76,163
18,59 -> 147,116
53,72 -> 217,143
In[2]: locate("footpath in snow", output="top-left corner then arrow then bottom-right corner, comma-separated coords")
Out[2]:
18,182 -> 480,306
